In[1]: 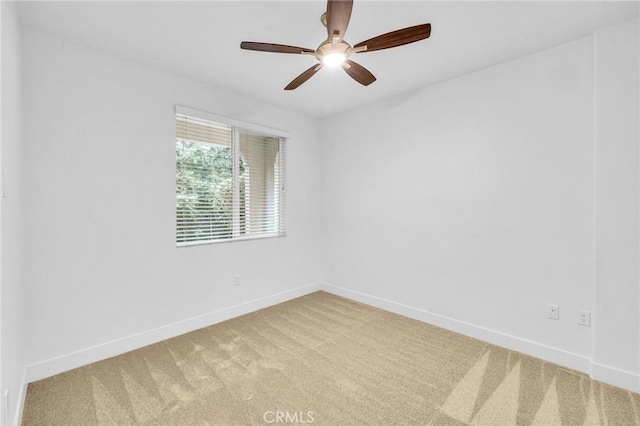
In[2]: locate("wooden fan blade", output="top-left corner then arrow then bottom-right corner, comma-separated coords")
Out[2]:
285,64 -> 323,90
326,0 -> 353,43
354,23 -> 431,52
341,60 -> 376,86
241,41 -> 314,54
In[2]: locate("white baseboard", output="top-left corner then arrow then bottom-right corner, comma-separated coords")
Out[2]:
591,361 -> 640,393
25,282 -> 322,384
321,284 -> 592,373
321,283 -> 640,393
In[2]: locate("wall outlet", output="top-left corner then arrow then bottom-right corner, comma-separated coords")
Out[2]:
233,274 -> 240,286
547,304 -> 559,320
578,310 -> 591,326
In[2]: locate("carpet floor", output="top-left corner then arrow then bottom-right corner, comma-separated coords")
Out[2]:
22,291 -> 640,425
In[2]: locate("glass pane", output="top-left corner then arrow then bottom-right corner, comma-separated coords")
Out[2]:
176,139 -> 233,243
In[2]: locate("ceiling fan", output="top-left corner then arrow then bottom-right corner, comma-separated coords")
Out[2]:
240,0 -> 431,90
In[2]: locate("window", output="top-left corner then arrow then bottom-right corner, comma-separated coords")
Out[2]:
176,108 -> 286,245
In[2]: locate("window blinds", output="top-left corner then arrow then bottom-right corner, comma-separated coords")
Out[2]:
176,112 -> 286,245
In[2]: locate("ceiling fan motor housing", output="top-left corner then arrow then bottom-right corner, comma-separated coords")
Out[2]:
316,40 -> 352,62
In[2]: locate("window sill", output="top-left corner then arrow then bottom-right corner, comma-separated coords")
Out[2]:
176,233 -> 287,248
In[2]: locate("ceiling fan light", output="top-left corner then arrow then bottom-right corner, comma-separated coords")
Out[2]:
322,52 -> 346,67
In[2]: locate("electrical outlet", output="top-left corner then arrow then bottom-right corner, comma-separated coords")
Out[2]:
547,304 -> 559,320
233,274 -> 240,286
578,310 -> 591,326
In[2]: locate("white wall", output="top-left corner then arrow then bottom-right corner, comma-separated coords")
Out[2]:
1,2 -> 26,425
321,21 -> 639,391
21,29 -> 323,377
593,18 -> 640,389
12,11 -> 640,415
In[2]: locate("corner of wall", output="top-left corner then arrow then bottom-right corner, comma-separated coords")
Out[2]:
1,0 -> 28,424
592,16 -> 640,389
11,371 -> 27,426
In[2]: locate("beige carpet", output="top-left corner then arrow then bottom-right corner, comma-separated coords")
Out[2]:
22,291 -> 640,425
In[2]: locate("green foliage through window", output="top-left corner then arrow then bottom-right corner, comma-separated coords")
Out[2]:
176,141 -> 247,243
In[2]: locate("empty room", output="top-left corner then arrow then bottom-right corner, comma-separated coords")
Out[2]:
1,0 -> 639,424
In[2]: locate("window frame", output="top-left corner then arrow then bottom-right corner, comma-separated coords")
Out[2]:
175,105 -> 288,247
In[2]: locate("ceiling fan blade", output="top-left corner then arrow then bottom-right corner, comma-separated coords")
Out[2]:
354,23 -> 431,52
285,64 -> 323,90
326,0 -> 353,43
341,60 -> 376,86
241,41 -> 314,54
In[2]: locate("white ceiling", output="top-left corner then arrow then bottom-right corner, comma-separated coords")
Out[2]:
17,1 -> 639,119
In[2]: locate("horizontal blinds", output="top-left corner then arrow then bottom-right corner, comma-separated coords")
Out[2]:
176,116 -> 234,243
176,113 -> 286,245
238,130 -> 283,238
176,114 -> 231,146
